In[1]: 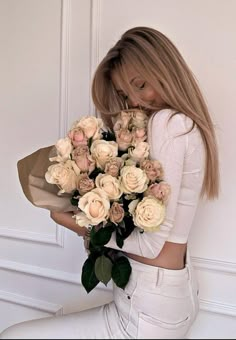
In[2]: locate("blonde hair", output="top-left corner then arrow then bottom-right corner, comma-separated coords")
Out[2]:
92,26 -> 219,200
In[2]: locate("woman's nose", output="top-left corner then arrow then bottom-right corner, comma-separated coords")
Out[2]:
128,97 -> 139,108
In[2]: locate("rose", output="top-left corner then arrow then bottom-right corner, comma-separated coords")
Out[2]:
72,116 -> 103,140
68,127 -> 88,147
77,173 -> 95,196
128,198 -> 140,215
95,173 -> 123,200
113,111 -> 132,131
121,153 -> 136,166
115,128 -> 133,151
104,157 -> 124,177
140,159 -> 164,182
49,137 -> 73,162
125,193 -> 137,200
45,160 -> 80,194
131,127 -> 147,144
144,182 -> 171,203
90,140 -> 118,169
131,110 -> 148,128
109,202 -> 125,224
78,188 -> 110,225
72,145 -> 95,173
128,142 -> 150,162
73,211 -> 91,228
133,196 -> 165,232
120,165 -> 149,194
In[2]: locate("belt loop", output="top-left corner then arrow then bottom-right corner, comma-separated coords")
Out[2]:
156,268 -> 163,286
186,263 -> 191,281
185,247 -> 191,281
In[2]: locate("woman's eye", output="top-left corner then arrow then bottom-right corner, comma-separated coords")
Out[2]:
136,82 -> 145,90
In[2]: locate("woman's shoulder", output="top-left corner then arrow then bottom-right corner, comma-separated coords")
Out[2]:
149,109 -> 193,137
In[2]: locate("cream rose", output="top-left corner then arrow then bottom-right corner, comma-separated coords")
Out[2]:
45,160 -> 79,194
128,142 -> 150,162
90,140 -> 118,169
131,110 -> 148,128
133,197 -> 165,232
128,199 -> 140,215
120,165 -> 149,194
115,128 -> 133,151
78,188 -> 110,225
95,174 -> 123,200
73,116 -> 103,140
113,111 -> 132,131
73,211 -> 92,228
49,137 -> 73,162
132,127 -> 147,144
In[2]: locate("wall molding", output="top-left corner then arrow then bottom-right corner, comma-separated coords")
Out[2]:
59,0 -> 71,136
0,290 -> 63,316
0,225 -> 64,247
192,256 -> 236,275
0,259 -> 81,285
200,298 -> 236,317
89,0 -> 101,116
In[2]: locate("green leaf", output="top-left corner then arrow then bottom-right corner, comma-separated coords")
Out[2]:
118,220 -> 126,229
70,197 -> 79,206
88,137 -> 93,148
121,215 -> 135,239
81,258 -> 99,293
70,190 -> 80,206
89,167 -> 103,180
115,230 -> 124,248
94,255 -> 112,286
90,224 -> 115,247
102,130 -> 116,141
111,256 -> 132,289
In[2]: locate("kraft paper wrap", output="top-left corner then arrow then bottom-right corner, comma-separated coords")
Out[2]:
17,145 -> 76,212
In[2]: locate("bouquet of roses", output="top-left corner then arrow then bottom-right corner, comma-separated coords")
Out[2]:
45,110 -> 171,293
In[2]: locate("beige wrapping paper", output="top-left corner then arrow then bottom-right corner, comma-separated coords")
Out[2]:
17,145 -> 76,212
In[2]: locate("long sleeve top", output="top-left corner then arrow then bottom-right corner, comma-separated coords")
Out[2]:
105,109 -> 205,258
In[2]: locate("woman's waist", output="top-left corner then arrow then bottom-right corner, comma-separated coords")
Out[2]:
125,242 -> 187,270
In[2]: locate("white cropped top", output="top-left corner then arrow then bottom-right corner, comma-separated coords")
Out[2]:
105,109 -> 205,259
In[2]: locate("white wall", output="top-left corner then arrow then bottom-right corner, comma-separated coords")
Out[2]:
0,0 -> 235,338
0,0 -> 113,333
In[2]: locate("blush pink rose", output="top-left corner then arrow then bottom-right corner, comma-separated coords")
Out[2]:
72,145 -> 95,173
109,202 -> 125,225
68,127 -> 88,147
144,182 -> 171,203
140,159 -> 164,182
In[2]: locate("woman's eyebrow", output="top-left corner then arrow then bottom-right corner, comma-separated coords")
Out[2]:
117,89 -> 125,95
129,76 -> 138,84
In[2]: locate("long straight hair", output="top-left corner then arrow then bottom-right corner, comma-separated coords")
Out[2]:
92,26 -> 220,200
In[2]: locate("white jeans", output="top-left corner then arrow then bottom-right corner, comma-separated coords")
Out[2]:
0,252 -> 199,339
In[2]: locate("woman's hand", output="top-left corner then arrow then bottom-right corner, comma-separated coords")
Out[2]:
50,211 -> 87,238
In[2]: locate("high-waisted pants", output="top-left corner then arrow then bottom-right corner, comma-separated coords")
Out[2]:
0,252 -> 199,339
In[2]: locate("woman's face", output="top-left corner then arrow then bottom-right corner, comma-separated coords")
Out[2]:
111,66 -> 164,109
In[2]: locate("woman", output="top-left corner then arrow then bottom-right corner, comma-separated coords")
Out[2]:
1,26 -> 219,339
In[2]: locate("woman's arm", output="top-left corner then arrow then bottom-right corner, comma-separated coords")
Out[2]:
50,211 -> 87,237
